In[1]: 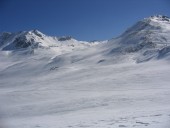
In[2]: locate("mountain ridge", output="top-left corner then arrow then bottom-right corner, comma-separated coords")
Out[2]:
0,15 -> 170,63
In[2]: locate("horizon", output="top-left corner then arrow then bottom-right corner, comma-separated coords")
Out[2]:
0,0 -> 170,41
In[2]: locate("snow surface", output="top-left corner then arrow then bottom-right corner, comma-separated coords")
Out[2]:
0,15 -> 170,128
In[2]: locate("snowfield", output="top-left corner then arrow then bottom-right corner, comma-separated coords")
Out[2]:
0,15 -> 170,128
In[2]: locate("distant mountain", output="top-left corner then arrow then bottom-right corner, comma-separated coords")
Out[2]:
0,29 -> 102,55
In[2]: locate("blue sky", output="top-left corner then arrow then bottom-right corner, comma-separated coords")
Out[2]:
0,0 -> 169,41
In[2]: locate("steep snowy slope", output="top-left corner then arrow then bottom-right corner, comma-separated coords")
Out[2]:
0,15 -> 170,128
106,15 -> 170,62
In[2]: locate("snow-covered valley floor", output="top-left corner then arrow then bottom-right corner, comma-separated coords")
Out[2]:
0,54 -> 170,128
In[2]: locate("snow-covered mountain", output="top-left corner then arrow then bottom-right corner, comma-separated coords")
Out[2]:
104,15 -> 170,62
0,15 -> 170,128
0,29 -> 102,56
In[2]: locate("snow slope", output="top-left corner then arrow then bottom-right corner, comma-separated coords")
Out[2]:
0,15 -> 170,128
104,15 -> 170,62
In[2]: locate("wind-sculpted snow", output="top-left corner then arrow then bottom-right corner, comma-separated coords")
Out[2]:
0,15 -> 170,128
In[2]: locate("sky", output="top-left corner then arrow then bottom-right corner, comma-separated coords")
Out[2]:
0,0 -> 170,41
